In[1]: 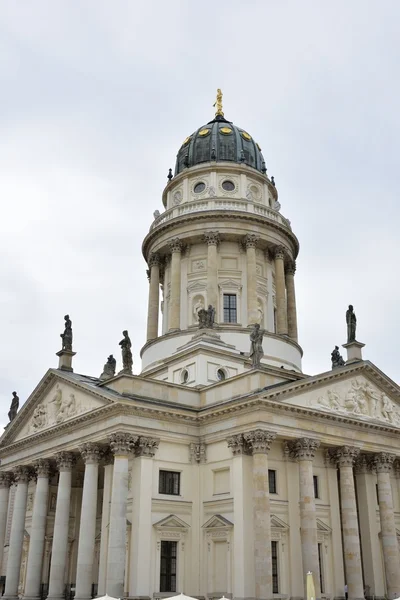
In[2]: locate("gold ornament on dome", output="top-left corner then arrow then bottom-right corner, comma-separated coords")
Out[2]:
256,142 -> 262,151
182,136 -> 191,146
220,127 -> 232,135
199,128 -> 211,137
213,88 -> 224,117
241,131 -> 252,141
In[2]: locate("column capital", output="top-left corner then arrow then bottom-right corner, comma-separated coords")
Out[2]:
102,447 -> 114,466
203,231 -> 220,246
374,452 -> 396,473
55,451 -> 76,471
288,437 -> 320,460
243,429 -> 276,454
79,442 -> 103,464
331,445 -> 360,467
109,432 -> 137,456
14,465 -> 32,483
189,442 -> 207,464
0,472 -> 13,488
226,433 -> 251,456
33,459 -> 52,478
354,454 -> 372,474
136,436 -> 160,457
243,233 -> 259,249
285,260 -> 296,276
148,253 -> 161,268
169,237 -> 183,253
274,245 -> 286,260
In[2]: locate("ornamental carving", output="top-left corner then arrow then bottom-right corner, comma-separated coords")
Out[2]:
14,466 -> 32,483
243,234 -> 259,249
0,472 -> 13,488
285,261 -> 296,276
373,452 -> 395,473
136,437 -> 160,457
226,434 -> 251,456
287,437 -> 320,460
55,452 -> 76,471
102,448 -> 114,466
203,231 -> 220,246
243,429 -> 276,454
33,459 -> 52,478
148,253 -> 161,268
169,238 -> 183,253
109,432 -> 137,455
354,454 -> 372,474
79,443 -> 103,464
274,246 -> 286,260
189,442 -> 207,463
330,446 -> 360,467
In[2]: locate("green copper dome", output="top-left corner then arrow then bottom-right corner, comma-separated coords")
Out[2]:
175,115 -> 267,176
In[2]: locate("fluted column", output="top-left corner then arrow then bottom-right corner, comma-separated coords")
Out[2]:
47,452 -> 75,600
146,253 -> 161,341
332,446 -> 364,600
168,238 -> 182,330
106,433 -> 136,598
97,452 -> 113,596
274,246 -> 288,335
75,444 -> 102,600
285,261 -> 298,342
204,232 -> 220,313
24,460 -> 52,600
243,234 -> 259,325
0,473 -> 13,572
244,429 -> 276,600
288,438 -> 320,598
3,466 -> 30,600
374,453 -> 400,599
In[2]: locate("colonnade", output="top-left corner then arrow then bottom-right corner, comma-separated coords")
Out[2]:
1,433 -> 159,600
145,235 -> 298,342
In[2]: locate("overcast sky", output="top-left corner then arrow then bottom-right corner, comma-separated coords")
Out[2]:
1,1 -> 400,425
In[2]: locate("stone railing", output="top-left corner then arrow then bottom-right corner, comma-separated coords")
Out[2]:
150,198 -> 292,231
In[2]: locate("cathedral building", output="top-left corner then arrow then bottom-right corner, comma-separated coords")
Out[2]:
1,93 -> 400,600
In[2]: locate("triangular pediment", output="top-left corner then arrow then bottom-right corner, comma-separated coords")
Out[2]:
271,515 -> 289,530
275,363 -> 400,429
187,280 -> 206,292
1,370 -> 114,445
317,519 -> 332,533
218,279 -> 242,290
203,514 -> 233,529
153,514 -> 190,530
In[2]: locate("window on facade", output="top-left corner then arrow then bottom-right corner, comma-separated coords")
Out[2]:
376,484 -> 379,505
268,469 -> 277,494
159,471 -> 180,495
217,368 -> 226,381
271,540 -> 279,593
223,294 -> 237,323
160,540 -> 177,592
318,543 -> 325,593
313,475 -> 319,499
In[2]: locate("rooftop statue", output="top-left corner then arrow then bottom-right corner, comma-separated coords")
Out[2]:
60,314 -> 73,351
331,345 -> 345,369
8,391 -> 19,422
346,305 -> 357,343
213,88 -> 224,117
119,330 -> 133,374
250,323 -> 265,368
100,354 -> 116,380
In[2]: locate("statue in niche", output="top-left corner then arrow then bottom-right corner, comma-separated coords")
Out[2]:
198,305 -> 215,329
100,355 -> 116,380
119,330 -> 133,373
60,314 -> 73,351
8,391 -> 19,422
249,323 -> 265,368
331,346 -> 345,369
346,305 -> 357,342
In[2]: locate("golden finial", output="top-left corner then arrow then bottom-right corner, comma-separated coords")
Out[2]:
213,88 -> 224,117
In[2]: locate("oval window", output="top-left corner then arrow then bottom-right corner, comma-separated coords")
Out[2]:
194,182 -> 206,194
217,368 -> 226,381
222,180 -> 235,192
181,369 -> 189,384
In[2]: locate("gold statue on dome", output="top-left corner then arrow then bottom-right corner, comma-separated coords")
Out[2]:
213,88 -> 224,117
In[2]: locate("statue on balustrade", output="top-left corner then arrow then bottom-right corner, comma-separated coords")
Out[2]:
250,323 -> 265,368
346,305 -> 357,342
8,391 -> 19,422
331,346 -> 345,369
100,354 -> 117,380
60,314 -> 73,351
119,330 -> 133,374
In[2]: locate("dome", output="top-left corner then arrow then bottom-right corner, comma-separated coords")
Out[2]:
175,115 -> 267,176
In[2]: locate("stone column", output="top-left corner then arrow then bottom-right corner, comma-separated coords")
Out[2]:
168,238 -> 182,331
244,429 -> 276,600
288,438 -> 320,598
204,232 -> 220,313
97,453 -> 113,596
332,446 -> 364,600
274,246 -> 288,335
244,234 -> 259,325
75,444 -> 102,600
24,460 -> 52,600
0,473 -> 13,572
285,261 -> 298,342
3,467 -> 30,600
374,453 -> 400,599
146,253 -> 161,341
47,452 -> 75,600
129,437 -> 160,597
106,433 -> 136,599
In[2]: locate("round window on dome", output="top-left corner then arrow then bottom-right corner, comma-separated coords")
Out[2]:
181,369 -> 189,384
220,127 -> 233,135
222,180 -> 235,192
194,182 -> 206,194
217,368 -> 227,381
199,128 -> 211,137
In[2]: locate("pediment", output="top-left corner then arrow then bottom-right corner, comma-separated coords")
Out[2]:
218,279 -> 242,291
278,366 -> 400,429
316,519 -> 332,533
271,515 -> 289,530
187,280 -> 206,292
1,370 -> 114,445
203,514 -> 233,529
154,514 -> 190,530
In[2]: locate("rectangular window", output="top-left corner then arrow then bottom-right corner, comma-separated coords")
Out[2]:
376,483 -> 379,505
223,294 -> 237,323
313,475 -> 319,499
268,469 -> 277,494
159,470 -> 180,495
271,540 -> 279,593
160,540 -> 177,592
318,543 -> 325,593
